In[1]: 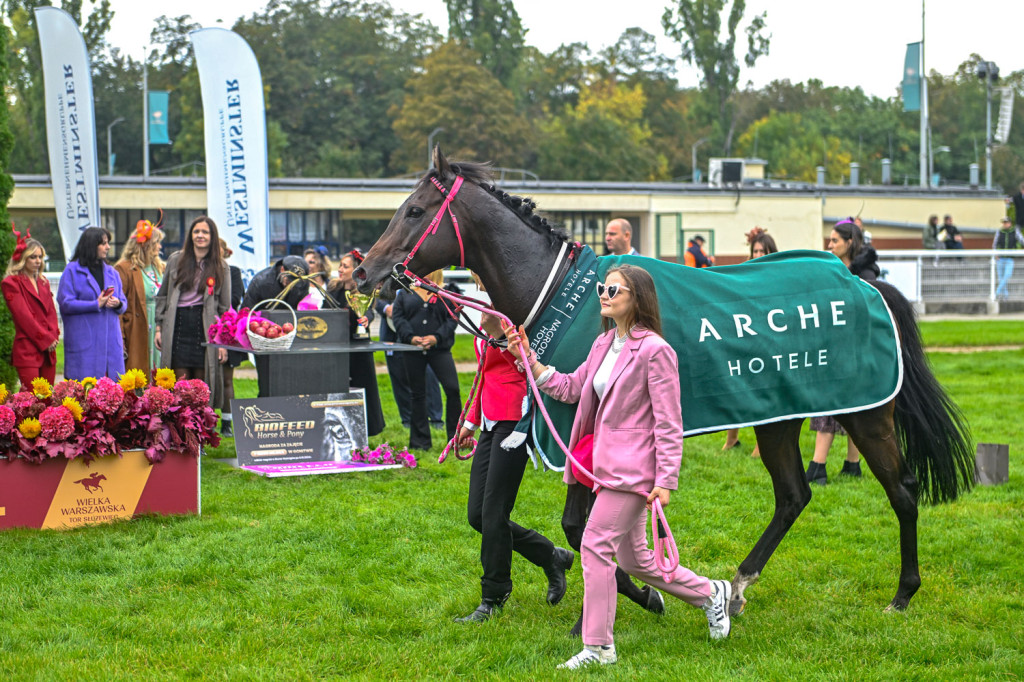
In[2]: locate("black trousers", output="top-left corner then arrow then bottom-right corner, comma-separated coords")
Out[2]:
405,349 -> 461,450
384,350 -> 444,425
468,421 -> 555,600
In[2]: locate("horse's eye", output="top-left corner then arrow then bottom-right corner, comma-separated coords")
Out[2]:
407,206 -> 425,219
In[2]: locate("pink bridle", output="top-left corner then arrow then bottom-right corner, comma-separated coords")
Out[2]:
400,175 -> 466,269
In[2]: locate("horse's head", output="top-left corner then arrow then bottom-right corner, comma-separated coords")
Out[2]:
355,146 -> 480,297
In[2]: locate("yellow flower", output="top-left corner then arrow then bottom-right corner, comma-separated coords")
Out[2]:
18,418 -> 41,439
0,383 -> 7,404
31,377 -> 52,399
62,397 -> 84,422
81,377 -> 98,391
118,368 -> 148,391
154,368 -> 177,390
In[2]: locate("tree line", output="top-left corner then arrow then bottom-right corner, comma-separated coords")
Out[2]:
4,0 -> 1024,193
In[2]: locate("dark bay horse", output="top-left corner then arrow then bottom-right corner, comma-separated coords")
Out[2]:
354,148 -> 974,616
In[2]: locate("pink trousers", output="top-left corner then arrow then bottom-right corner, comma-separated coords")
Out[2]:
582,488 -> 712,646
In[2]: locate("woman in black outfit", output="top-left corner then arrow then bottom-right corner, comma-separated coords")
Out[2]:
391,270 -> 462,451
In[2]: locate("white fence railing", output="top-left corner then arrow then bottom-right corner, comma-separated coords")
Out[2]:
877,249 -> 1024,303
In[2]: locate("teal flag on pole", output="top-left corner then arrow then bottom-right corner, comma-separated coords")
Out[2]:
149,90 -> 170,144
902,42 -> 921,112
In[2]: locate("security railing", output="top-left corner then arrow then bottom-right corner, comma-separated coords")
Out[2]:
876,249 -> 1024,303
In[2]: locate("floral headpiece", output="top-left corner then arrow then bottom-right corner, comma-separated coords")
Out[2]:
11,224 -> 31,262
135,209 -> 164,244
347,249 -> 365,264
744,226 -> 766,246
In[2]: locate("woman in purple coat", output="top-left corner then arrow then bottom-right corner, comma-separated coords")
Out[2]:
57,227 -> 127,380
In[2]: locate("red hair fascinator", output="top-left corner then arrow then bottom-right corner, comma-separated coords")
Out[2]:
135,209 -> 164,244
348,249 -> 365,264
744,226 -> 766,246
12,223 -> 31,262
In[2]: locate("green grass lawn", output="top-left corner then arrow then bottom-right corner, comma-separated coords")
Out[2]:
3,326 -> 1022,679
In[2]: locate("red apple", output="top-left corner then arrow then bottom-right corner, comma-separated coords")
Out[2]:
282,322 -> 294,333
266,328 -> 280,339
249,320 -> 261,332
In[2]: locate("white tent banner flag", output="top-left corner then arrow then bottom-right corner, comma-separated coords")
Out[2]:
190,28 -> 270,285
35,6 -> 101,261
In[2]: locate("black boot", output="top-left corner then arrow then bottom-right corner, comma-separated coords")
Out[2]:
840,460 -> 862,477
454,592 -> 509,623
544,547 -> 574,606
220,420 -> 233,437
806,461 -> 827,486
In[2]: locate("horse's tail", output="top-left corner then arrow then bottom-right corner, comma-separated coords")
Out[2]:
871,280 -> 974,504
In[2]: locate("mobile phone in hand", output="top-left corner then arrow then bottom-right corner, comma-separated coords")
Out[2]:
102,287 -> 115,296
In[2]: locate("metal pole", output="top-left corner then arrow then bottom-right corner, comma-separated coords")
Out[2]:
985,76 -> 993,190
143,47 -> 149,178
919,0 -> 928,187
427,127 -> 444,168
106,117 -> 124,176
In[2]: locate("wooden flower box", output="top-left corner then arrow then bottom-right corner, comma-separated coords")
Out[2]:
0,450 -> 199,530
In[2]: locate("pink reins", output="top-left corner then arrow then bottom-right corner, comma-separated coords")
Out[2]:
401,175 -> 466,269
394,264 -> 680,583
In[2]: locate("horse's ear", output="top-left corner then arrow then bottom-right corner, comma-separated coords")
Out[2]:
433,145 -> 454,183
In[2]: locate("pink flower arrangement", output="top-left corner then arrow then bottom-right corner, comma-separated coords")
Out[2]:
207,307 -> 270,351
39,405 -> 75,441
0,370 -> 220,465
86,378 -> 125,415
351,442 -> 418,468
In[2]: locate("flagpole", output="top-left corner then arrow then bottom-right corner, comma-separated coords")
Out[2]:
143,46 -> 149,178
919,1 -> 928,187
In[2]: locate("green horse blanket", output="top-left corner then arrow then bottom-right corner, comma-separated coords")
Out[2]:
521,246 -> 902,469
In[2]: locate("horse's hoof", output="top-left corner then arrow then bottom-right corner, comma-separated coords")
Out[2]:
728,597 -> 746,617
883,599 -> 909,613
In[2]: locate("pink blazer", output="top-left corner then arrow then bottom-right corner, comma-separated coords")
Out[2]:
466,337 -> 528,426
540,328 -> 683,494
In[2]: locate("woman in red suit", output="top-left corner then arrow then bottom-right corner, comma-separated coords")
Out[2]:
2,229 -> 60,386
453,310 -> 574,623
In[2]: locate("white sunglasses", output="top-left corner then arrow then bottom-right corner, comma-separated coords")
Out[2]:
596,282 -> 630,299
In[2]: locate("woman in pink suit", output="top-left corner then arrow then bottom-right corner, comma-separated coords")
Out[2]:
507,264 -> 732,670
2,231 -> 60,386
452,311 -> 574,623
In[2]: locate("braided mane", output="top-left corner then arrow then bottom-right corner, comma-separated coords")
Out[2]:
424,161 -> 570,244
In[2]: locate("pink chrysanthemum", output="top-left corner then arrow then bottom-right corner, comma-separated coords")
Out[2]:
174,379 -> 210,408
39,405 -> 75,441
8,391 -> 40,419
143,385 -> 176,414
52,380 -> 85,403
0,405 -> 15,434
86,377 -> 125,415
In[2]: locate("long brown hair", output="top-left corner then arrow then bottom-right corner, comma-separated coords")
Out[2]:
600,264 -> 662,337
175,215 -> 223,294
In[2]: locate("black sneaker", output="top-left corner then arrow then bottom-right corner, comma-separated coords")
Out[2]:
220,421 -> 233,437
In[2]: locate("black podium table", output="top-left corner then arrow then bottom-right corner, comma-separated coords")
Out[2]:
208,340 -> 422,397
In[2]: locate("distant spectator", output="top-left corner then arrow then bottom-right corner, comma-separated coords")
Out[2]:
1012,182 -> 1024,229
939,215 -> 963,250
683,235 -> 714,268
923,215 -> 940,249
604,219 -> 638,256
993,216 -> 1023,300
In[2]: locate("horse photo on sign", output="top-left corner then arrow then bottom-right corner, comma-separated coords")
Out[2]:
353,147 -> 974,617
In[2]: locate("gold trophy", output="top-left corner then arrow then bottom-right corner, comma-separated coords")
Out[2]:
345,290 -> 374,340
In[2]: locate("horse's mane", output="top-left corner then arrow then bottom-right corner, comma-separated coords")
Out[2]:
424,161 -> 570,245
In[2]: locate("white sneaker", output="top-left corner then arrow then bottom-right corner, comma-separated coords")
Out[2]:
704,579 -> 732,640
556,644 -> 617,669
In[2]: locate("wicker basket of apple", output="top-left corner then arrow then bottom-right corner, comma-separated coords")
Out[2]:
246,299 -> 297,351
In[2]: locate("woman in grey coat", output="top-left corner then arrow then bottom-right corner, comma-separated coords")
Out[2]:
154,216 -> 230,409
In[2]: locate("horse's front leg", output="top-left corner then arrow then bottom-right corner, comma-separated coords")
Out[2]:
730,418 -> 810,616
838,405 -> 921,611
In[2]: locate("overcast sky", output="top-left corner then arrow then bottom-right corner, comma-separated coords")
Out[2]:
103,0 -> 1021,99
